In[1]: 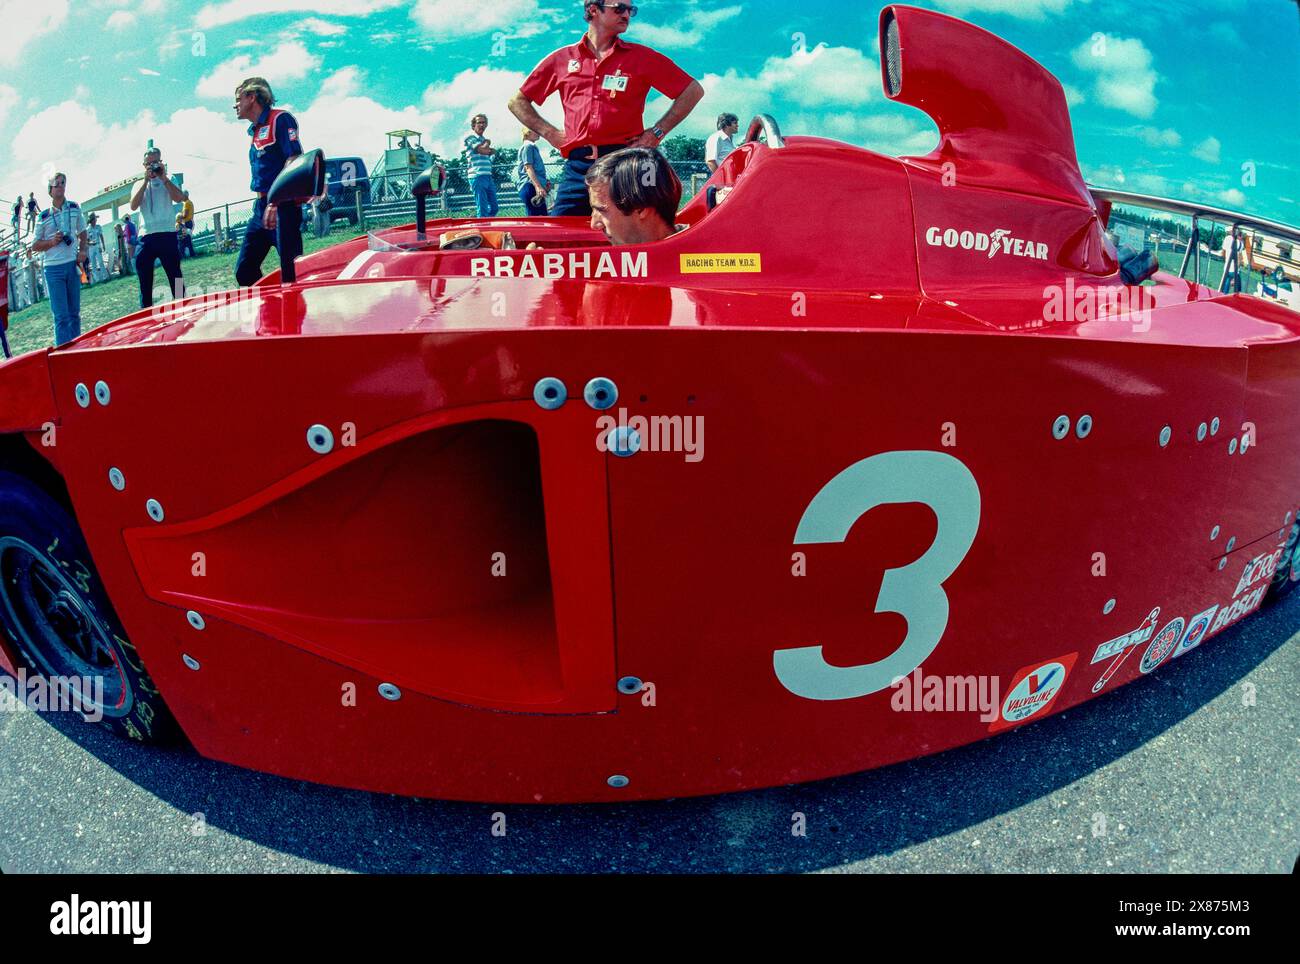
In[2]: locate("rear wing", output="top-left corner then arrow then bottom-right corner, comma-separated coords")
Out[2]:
1090,186 -> 1300,294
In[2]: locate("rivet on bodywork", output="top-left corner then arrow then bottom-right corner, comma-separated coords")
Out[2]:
1210,525 -> 1220,541
182,654 -> 200,671
617,676 -> 643,694
1197,422 -> 1207,442
1052,415 -> 1070,440
1226,536 -> 1236,551
1287,512 -> 1293,524
608,426 -> 641,458
307,424 -> 334,455
1239,434 -> 1251,454
108,467 -> 125,491
584,377 -> 618,411
1210,417 -> 1220,435
607,774 -> 630,788
74,383 -> 90,408
1076,414 -> 1093,439
186,611 -> 205,631
533,377 -> 567,410
1217,558 -> 1227,570
145,499 -> 164,523
378,683 -> 402,701
1103,598 -> 1115,614
1159,425 -> 1172,448
1228,437 -> 1238,455
94,381 -> 111,406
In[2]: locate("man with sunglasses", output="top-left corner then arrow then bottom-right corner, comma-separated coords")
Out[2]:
508,0 -> 703,217
30,173 -> 87,347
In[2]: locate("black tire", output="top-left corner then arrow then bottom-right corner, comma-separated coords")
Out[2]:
0,470 -> 180,743
1265,510 -> 1300,603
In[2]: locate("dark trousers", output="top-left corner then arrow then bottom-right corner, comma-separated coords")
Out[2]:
552,145 -> 626,217
518,182 -> 549,216
136,232 -> 184,308
235,199 -> 303,287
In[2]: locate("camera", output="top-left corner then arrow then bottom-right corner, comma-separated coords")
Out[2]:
148,161 -> 164,175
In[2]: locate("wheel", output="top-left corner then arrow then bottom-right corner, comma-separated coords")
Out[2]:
0,470 -> 180,743
1265,509 -> 1300,603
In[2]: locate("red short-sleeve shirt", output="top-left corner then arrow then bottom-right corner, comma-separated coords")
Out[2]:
519,34 -> 694,156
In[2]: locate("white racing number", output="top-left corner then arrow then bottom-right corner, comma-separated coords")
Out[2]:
773,450 -> 981,700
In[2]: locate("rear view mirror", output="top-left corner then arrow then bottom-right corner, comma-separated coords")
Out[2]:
268,149 -> 326,207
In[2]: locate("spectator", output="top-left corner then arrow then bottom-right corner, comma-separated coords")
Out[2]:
312,193 -> 333,238
122,214 -> 138,274
180,189 -> 194,230
508,0 -> 704,216
464,113 -> 498,218
10,196 -> 20,238
30,172 -> 88,346
129,147 -> 186,307
584,147 -> 682,246
706,113 -> 739,173
86,212 -> 108,283
175,212 -> 196,258
25,193 -> 38,235
517,128 -> 551,216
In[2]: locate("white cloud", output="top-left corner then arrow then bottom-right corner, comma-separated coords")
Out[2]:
138,68 -> 161,77
932,0 -> 1073,18
0,84 -> 19,130
298,67 -> 437,167
302,17 -> 347,36
0,1 -> 70,67
195,41 -> 322,100
635,5 -> 742,49
1084,163 -> 1126,186
1219,187 -> 1246,207
1192,136 -> 1221,164
1071,35 -> 1158,118
196,0 -> 406,29
410,0 -> 539,38
1062,84 -> 1085,107
106,10 -> 135,29
1136,126 -> 1181,148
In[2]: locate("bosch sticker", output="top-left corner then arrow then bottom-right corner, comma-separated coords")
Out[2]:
989,654 -> 1076,733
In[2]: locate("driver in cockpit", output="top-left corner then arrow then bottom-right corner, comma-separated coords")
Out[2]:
584,147 -> 685,246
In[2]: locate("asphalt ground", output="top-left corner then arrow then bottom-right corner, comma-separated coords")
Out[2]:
1,591 -> 1296,874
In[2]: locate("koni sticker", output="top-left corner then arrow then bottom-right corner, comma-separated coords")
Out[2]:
1139,617 -> 1185,674
1171,605 -> 1218,660
1091,606 -> 1159,694
989,653 -> 1076,733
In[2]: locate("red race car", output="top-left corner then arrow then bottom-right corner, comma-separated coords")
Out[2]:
0,5 -> 1297,802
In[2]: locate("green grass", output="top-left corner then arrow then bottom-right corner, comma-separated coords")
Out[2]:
5,232 -> 352,358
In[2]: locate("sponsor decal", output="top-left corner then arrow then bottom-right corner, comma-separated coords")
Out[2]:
989,654 -> 1076,732
679,253 -> 762,274
1139,616 -> 1184,674
1206,585 -> 1268,639
288,127 -> 298,142
1091,606 -> 1159,693
258,125 -> 270,139
924,226 -> 1049,261
1172,605 -> 1217,660
567,59 -> 581,73
1232,549 -> 1281,597
468,250 -> 647,279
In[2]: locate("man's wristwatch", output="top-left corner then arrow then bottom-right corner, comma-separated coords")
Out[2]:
652,126 -> 666,141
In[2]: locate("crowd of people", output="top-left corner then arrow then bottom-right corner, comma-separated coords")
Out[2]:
7,0 -> 728,346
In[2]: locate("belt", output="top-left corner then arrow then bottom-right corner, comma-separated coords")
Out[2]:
256,192 -> 268,199
567,144 -> 627,161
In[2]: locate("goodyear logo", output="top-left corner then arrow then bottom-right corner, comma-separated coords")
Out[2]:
679,253 -> 762,274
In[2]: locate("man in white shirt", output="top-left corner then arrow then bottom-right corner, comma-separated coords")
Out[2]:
129,147 -> 186,308
86,212 -> 108,283
30,172 -> 87,346
705,113 -> 739,173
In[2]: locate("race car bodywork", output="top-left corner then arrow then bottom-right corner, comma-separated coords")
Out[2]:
1,5 -> 1297,802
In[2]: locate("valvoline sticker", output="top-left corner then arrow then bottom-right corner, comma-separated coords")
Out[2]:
989,653 -> 1077,733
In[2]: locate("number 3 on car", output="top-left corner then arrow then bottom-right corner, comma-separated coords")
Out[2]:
773,450 -> 982,700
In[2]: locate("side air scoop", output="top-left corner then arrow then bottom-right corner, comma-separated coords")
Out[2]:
881,4 -> 1090,205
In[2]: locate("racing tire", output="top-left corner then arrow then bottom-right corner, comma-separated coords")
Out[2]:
1265,509 -> 1300,603
0,470 -> 181,743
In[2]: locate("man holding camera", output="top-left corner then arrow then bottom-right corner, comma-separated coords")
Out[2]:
31,172 -> 87,347
129,147 -> 186,308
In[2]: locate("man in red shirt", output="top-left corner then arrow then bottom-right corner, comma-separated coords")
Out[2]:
507,1 -> 704,217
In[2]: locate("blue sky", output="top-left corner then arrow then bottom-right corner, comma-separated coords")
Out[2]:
1,0 -> 1296,222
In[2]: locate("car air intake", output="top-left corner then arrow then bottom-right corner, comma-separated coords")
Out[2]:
884,11 -> 902,96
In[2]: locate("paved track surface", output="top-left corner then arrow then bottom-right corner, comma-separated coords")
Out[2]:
2,593 -> 1297,873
